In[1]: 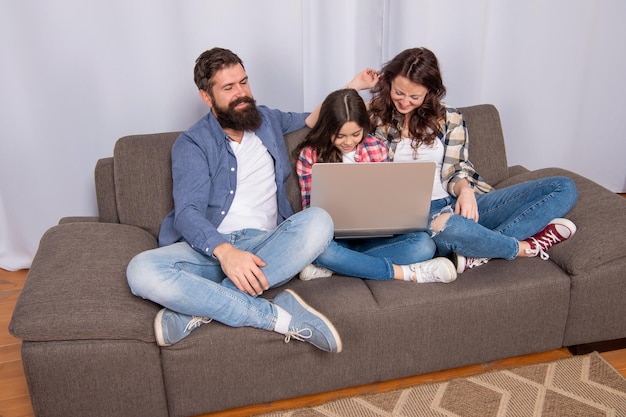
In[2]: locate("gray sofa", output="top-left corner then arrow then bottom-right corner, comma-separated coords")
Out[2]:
10,104 -> 626,417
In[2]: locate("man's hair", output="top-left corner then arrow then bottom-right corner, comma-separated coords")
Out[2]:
193,47 -> 244,92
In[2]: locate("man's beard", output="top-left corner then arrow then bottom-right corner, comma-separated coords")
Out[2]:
213,96 -> 262,131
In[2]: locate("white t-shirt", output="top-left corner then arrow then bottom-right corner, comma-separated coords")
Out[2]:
342,150 -> 357,163
393,137 -> 449,200
218,131 -> 278,233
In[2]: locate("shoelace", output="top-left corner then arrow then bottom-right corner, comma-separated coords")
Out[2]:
184,317 -> 212,333
525,237 -> 550,260
466,257 -> 489,269
409,262 -> 438,281
284,327 -> 313,344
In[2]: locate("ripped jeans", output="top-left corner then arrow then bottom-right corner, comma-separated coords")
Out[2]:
429,176 -> 578,259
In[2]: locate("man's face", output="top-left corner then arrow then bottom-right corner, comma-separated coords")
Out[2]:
203,64 -> 261,131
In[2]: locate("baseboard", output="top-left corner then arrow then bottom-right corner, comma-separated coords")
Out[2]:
567,338 -> 626,355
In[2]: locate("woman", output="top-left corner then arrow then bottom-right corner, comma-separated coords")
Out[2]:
295,88 -> 457,283
365,48 -> 578,272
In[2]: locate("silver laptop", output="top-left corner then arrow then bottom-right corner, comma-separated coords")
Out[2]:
310,162 -> 436,238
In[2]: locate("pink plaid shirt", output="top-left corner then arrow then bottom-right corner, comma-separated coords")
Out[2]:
296,135 -> 388,209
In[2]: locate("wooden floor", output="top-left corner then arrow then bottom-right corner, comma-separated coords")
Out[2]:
1,268 -> 625,417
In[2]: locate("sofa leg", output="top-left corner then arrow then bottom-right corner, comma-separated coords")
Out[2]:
567,337 -> 626,355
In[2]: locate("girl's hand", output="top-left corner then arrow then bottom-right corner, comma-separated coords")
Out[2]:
346,68 -> 380,91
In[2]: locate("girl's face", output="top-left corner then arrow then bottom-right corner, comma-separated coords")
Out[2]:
390,75 -> 428,115
332,121 -> 364,153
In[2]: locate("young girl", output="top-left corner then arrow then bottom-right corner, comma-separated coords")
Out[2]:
295,88 -> 457,283
364,48 -> 578,272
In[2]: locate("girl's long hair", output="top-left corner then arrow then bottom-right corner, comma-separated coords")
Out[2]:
369,47 -> 446,148
295,89 -> 371,162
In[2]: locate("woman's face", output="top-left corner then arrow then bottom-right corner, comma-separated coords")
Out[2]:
332,121 -> 364,153
390,75 -> 428,115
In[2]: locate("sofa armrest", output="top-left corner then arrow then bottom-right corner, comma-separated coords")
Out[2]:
506,165 -> 530,178
494,167 -> 626,275
9,222 -> 160,343
95,157 -> 119,223
58,216 -> 101,224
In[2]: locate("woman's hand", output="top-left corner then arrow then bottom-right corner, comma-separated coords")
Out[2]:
453,180 -> 479,222
346,68 -> 380,91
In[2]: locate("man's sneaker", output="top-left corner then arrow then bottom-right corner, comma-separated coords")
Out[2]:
299,264 -> 333,281
454,254 -> 491,273
273,289 -> 342,353
154,308 -> 212,347
524,218 -> 577,260
408,257 -> 457,283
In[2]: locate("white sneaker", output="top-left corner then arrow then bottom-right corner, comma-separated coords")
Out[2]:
408,257 -> 457,283
299,264 -> 333,281
454,254 -> 491,273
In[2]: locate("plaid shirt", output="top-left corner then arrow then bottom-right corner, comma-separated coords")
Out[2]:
296,135 -> 388,209
373,106 -> 493,197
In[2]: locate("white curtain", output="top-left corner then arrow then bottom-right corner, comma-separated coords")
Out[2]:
2,0 -> 625,270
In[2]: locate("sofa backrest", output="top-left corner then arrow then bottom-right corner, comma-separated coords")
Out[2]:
111,132 -> 180,237
95,104 -> 508,239
459,104 -> 508,186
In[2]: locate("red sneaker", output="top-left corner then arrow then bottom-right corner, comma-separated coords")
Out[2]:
454,254 -> 491,273
524,218 -> 577,260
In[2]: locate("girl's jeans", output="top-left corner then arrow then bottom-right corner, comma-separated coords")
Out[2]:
431,176 -> 578,259
126,207 -> 333,331
314,231 -> 436,280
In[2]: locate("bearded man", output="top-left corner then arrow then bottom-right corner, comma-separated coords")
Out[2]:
126,48 -> 342,352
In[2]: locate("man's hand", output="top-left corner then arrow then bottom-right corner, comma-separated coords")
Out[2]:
213,243 -> 269,296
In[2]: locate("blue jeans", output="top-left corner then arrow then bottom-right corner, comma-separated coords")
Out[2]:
313,231 -> 436,280
431,176 -> 578,259
126,207 -> 333,331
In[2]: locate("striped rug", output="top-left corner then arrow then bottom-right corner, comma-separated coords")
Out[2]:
256,352 -> 626,416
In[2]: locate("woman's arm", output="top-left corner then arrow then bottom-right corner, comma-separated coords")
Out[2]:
305,69 -> 380,127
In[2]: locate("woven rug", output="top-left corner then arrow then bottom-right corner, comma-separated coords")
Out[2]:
255,352 -> 626,417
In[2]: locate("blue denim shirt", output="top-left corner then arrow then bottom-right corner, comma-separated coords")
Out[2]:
158,106 -> 308,256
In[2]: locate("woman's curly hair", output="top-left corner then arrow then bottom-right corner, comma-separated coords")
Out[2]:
369,47 -> 446,149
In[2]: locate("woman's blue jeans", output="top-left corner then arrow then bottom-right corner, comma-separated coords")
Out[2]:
126,207 -> 333,330
431,176 -> 578,259
313,231 -> 436,280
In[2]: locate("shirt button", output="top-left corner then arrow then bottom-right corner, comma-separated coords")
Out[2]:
221,211 -> 226,215
231,167 -> 235,171
229,190 -> 234,194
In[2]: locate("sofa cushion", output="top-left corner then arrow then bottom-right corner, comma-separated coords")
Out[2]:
21,340 -> 168,417
9,222 -> 160,342
495,167 -> 626,275
113,132 -> 180,237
